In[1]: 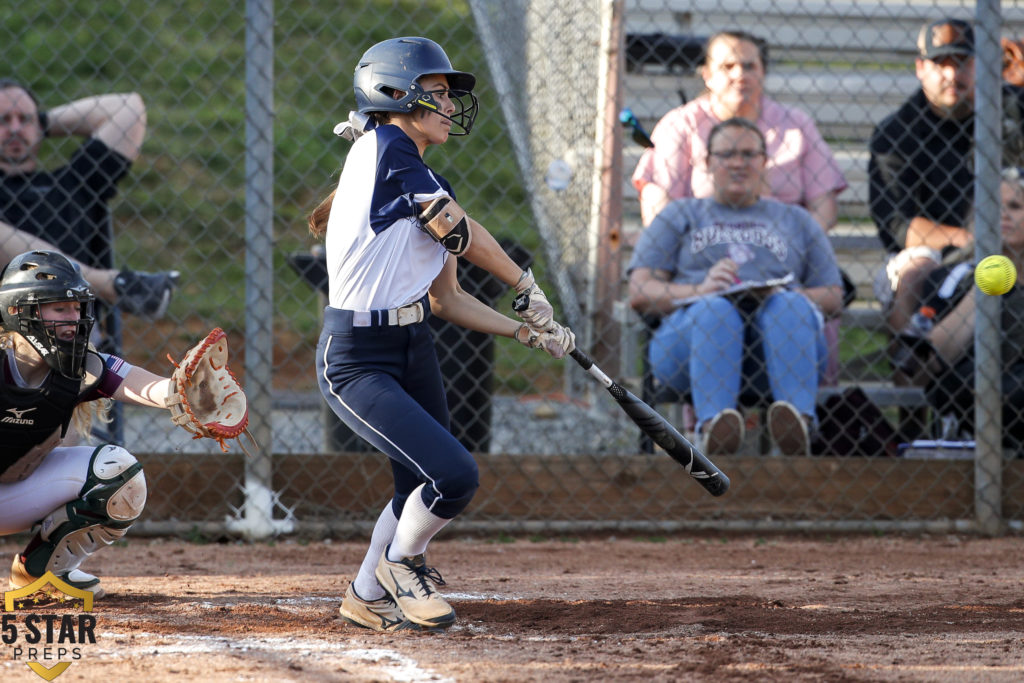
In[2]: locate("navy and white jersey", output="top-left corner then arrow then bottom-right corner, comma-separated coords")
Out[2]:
326,124 -> 455,311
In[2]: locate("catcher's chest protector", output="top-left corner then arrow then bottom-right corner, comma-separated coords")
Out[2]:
0,370 -> 81,473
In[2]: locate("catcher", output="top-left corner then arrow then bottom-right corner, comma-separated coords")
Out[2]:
0,250 -> 248,599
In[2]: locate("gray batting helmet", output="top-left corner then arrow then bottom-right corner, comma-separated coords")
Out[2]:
353,36 -> 479,135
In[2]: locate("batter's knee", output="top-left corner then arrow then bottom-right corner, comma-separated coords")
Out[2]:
429,459 -> 479,519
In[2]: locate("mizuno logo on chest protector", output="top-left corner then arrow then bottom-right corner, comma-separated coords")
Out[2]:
3,407 -> 37,425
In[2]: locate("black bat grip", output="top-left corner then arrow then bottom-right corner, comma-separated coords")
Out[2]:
569,347 -> 592,369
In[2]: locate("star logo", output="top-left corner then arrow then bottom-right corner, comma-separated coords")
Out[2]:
3,572 -> 96,680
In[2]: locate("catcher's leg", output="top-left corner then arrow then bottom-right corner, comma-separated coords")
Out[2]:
12,444 -> 147,598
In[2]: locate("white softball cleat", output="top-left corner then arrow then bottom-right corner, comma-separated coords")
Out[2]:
375,546 -> 455,629
339,583 -> 412,632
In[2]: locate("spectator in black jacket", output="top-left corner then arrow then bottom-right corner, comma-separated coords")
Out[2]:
868,18 -> 1024,332
0,79 -> 177,319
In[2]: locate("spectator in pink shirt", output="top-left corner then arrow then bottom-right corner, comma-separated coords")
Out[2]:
631,30 -> 847,231
632,30 -> 848,387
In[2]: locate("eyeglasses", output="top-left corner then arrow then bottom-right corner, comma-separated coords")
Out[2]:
710,149 -> 766,161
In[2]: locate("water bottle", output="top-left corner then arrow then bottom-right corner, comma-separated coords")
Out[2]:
890,306 -> 936,375
619,108 -> 654,149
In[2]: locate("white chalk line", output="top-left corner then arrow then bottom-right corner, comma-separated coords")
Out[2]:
89,633 -> 451,682
62,592 -> 528,680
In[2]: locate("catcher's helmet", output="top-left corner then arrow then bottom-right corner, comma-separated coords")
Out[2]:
354,36 -> 479,135
0,250 -> 96,379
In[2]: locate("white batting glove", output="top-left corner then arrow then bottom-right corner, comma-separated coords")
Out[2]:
515,321 -> 575,360
536,321 -> 575,359
513,268 -> 554,331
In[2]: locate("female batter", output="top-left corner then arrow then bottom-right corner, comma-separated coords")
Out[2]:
0,250 -> 172,599
309,36 -> 573,631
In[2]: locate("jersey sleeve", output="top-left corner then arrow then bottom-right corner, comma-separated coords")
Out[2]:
368,127 -> 454,234
81,352 -> 136,401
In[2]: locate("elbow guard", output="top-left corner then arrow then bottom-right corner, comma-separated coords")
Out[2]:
419,196 -> 472,256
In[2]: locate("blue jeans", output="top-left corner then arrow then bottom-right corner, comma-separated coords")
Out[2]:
649,291 -> 826,431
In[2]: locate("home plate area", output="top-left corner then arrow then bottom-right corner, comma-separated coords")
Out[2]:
2,536 -> 1024,682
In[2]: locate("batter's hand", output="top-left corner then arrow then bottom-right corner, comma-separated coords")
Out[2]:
513,268 -> 554,331
536,321 -> 575,359
515,321 -> 575,360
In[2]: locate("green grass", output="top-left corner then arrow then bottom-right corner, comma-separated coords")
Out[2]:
838,326 -> 890,380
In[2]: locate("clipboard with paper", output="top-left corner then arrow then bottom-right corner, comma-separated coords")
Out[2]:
672,273 -> 795,308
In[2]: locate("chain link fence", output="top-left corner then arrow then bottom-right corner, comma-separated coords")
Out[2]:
4,0 -> 1024,537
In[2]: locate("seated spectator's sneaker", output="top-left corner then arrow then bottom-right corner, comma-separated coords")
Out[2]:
8,553 -> 105,601
114,269 -> 180,319
768,401 -> 810,456
701,408 -> 744,456
339,583 -> 412,632
375,546 -> 456,629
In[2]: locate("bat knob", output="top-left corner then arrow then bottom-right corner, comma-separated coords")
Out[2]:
704,474 -> 731,497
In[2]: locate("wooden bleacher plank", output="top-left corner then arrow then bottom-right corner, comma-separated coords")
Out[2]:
819,384 -> 925,409
630,70 -> 918,110
840,306 -> 885,330
625,0 -> 1024,63
627,92 -> 899,143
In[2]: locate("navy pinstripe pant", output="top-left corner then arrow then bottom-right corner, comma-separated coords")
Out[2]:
316,305 -> 479,519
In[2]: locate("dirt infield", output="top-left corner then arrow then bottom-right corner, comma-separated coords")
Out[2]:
2,533 -> 1024,682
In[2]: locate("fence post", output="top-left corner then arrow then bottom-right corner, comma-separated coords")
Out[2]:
973,0 -> 1004,536
586,0 -> 625,376
233,0 -> 281,540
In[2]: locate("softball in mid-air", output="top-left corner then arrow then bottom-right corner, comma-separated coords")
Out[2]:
975,255 -> 1018,296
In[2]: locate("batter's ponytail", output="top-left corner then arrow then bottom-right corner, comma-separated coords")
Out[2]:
308,189 -> 335,239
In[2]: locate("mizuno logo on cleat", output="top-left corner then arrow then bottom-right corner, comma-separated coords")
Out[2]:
379,614 -> 403,629
389,570 -> 416,599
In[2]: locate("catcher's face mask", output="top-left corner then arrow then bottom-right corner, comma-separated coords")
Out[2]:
0,250 -> 96,380
20,296 -> 96,379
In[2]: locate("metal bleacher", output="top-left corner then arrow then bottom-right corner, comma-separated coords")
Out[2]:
618,1 -> 1024,436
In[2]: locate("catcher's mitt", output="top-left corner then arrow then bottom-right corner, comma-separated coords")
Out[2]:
166,327 -> 253,453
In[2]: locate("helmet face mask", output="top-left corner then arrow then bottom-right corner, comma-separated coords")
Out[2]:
16,298 -> 95,380
0,251 -> 96,379
354,37 -> 479,135
410,85 -> 479,136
